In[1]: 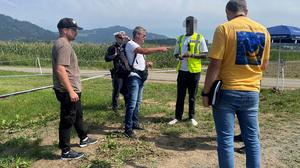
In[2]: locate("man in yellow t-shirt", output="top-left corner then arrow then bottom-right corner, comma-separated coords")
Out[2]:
202,0 -> 270,167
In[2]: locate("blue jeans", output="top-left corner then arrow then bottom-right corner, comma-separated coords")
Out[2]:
213,90 -> 260,168
124,76 -> 144,132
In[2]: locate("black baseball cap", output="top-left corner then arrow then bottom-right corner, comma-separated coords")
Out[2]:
57,18 -> 83,30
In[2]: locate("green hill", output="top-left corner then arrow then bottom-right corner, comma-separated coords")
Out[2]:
0,14 -> 175,44
0,14 -> 56,41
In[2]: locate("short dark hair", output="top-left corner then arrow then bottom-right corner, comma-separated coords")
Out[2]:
226,0 -> 247,13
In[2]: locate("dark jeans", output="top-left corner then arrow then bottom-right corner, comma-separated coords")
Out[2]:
175,70 -> 200,120
112,76 -> 128,109
124,76 -> 144,132
54,90 -> 87,153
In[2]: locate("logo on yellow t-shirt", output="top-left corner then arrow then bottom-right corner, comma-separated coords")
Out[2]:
236,32 -> 265,65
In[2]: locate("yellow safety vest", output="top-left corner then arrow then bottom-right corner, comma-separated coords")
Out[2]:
176,33 -> 204,73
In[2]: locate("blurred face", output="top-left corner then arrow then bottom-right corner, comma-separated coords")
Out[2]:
184,18 -> 196,36
186,21 -> 194,35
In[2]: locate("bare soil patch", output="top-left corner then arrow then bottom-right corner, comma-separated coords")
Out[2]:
1,111 -> 298,168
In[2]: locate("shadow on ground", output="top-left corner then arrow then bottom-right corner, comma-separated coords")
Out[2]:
140,115 -> 217,151
0,137 -> 59,161
142,135 -> 217,151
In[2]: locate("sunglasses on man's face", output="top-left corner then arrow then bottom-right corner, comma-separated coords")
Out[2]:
139,34 -> 146,38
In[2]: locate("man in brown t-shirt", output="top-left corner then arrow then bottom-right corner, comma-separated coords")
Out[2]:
52,18 -> 97,160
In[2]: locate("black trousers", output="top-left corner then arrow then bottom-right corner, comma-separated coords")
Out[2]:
54,90 -> 87,153
175,70 -> 201,120
112,75 -> 128,109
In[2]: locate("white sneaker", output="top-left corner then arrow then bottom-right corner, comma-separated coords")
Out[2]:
190,119 -> 198,126
168,119 -> 178,125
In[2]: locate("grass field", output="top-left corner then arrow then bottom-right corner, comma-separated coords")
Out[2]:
0,70 -> 300,167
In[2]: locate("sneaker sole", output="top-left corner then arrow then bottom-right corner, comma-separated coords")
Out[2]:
191,123 -> 198,126
61,154 -> 84,160
79,140 -> 98,148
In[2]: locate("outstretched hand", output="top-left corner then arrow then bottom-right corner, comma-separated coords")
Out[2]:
159,47 -> 171,52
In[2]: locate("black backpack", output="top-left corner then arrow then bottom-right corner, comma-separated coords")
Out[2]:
115,42 -> 148,81
114,43 -> 132,78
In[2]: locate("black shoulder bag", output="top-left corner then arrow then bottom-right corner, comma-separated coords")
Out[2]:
130,53 -> 148,82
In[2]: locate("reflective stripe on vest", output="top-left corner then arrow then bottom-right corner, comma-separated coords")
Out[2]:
176,33 -> 204,73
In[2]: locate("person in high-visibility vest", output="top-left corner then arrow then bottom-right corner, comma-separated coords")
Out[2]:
168,16 -> 208,126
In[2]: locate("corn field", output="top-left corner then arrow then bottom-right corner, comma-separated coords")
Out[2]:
0,41 -> 176,69
0,41 -> 300,78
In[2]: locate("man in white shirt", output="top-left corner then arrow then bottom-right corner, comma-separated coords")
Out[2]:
124,26 -> 169,138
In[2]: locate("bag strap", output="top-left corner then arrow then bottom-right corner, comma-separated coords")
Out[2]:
130,52 -> 138,69
125,41 -> 146,71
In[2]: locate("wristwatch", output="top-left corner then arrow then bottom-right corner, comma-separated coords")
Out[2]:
201,91 -> 209,97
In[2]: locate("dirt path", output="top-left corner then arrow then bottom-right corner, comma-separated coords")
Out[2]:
26,112 -> 299,168
1,66 -> 300,89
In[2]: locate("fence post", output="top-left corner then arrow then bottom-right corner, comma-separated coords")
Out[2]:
276,43 -> 281,90
36,57 -> 43,74
281,60 -> 285,91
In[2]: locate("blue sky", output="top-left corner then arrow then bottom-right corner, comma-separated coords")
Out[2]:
0,0 -> 299,42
